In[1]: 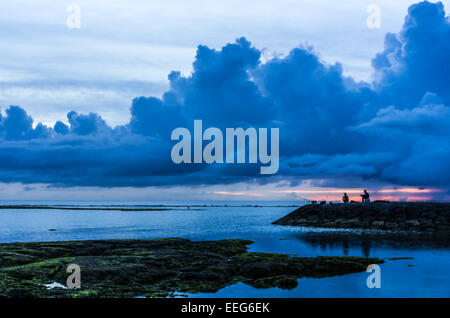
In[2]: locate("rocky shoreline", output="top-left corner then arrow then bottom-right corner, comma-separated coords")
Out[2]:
0,238 -> 382,298
273,202 -> 450,232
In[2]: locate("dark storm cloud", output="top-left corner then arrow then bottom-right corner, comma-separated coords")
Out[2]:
0,1 -> 448,190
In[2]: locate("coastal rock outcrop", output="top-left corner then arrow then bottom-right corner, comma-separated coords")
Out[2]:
0,238 -> 382,298
273,202 -> 450,232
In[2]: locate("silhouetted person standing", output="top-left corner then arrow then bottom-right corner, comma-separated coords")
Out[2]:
360,189 -> 370,203
342,193 -> 349,203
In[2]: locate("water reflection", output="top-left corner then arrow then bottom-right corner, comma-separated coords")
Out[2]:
292,230 -> 450,257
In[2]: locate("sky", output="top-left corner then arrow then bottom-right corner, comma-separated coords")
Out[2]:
0,0 -> 449,201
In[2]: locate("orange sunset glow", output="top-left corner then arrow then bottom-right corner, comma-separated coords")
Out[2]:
211,187 -> 445,201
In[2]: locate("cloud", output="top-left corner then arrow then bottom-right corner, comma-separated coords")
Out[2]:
372,1 -> 450,107
354,93 -> 450,135
0,106 -> 33,140
0,1 -> 448,193
67,111 -> 111,136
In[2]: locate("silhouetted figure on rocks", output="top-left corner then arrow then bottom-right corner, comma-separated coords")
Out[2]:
342,193 -> 349,203
360,189 -> 370,203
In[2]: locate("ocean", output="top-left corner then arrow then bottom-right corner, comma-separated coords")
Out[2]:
0,200 -> 448,297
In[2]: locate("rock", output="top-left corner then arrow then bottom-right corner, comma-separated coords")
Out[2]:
437,225 -> 450,231
0,238 -> 383,298
243,263 -> 274,278
384,222 -> 398,229
273,202 -> 450,232
406,219 -> 420,227
338,218 -> 361,228
341,218 -> 360,225
420,222 -> 436,229
372,221 -> 385,228
274,277 -> 298,290
179,271 -> 222,281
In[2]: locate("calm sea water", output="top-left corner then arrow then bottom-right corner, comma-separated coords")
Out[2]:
0,200 -> 448,297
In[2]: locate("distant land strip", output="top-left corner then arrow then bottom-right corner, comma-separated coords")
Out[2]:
0,206 -> 172,211
0,204 -> 300,211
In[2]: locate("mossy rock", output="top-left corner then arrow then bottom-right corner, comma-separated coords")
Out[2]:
0,238 -> 383,298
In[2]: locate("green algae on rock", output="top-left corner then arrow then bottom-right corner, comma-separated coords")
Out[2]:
0,238 -> 383,298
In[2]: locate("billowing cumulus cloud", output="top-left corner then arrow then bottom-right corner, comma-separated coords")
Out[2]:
0,1 -> 448,193
372,1 -> 450,107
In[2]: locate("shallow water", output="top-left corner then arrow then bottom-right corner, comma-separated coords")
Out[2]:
0,200 -> 448,297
